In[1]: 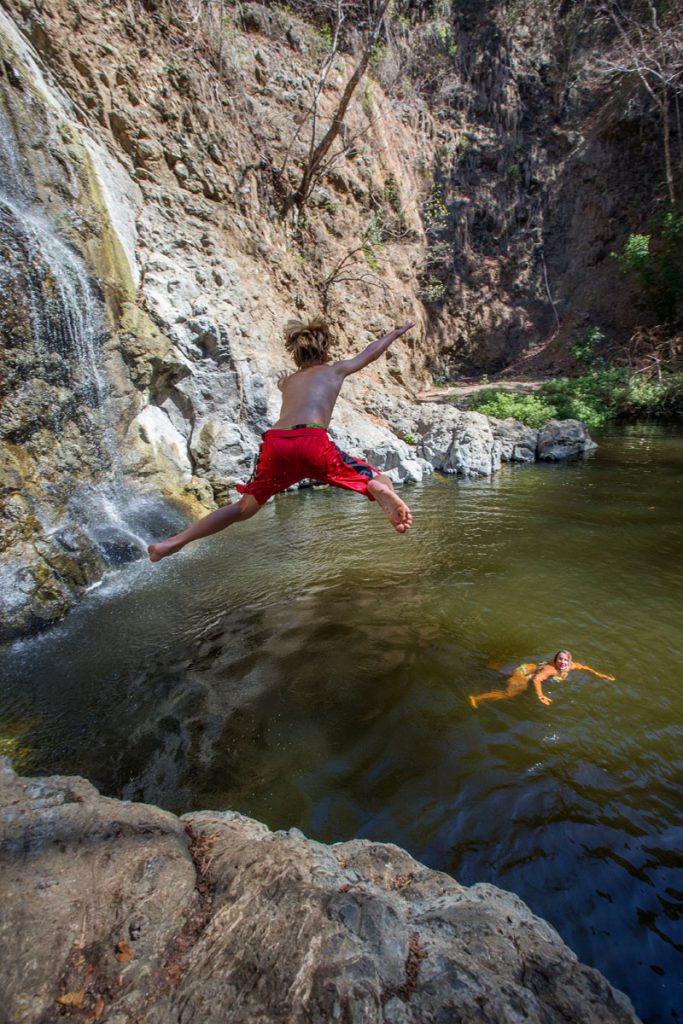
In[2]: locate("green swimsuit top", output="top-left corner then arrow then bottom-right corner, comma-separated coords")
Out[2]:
518,662 -> 568,684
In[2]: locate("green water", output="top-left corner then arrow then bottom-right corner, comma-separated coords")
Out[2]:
1,423 -> 682,1022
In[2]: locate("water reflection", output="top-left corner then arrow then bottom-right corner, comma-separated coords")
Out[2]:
1,425 -> 682,1023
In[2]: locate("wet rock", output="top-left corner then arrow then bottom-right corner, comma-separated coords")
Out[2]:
35,527 -> 107,586
0,762 -> 642,1024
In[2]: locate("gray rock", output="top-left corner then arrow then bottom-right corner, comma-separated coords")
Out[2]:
414,404 -> 594,477
414,403 -> 462,469
492,417 -> 539,463
0,762 -> 641,1024
538,419 -> 598,461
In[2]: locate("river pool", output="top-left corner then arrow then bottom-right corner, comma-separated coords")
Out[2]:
1,423 -> 682,1022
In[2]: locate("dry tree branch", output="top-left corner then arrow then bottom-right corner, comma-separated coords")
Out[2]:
285,0 -> 391,218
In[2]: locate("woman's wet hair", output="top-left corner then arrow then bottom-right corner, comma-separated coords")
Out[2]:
553,649 -> 571,663
284,317 -> 332,368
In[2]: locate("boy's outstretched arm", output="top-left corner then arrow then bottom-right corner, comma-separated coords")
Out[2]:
335,323 -> 414,377
573,662 -> 616,680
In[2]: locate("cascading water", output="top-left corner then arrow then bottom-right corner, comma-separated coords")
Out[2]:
0,106 -> 107,415
0,102 -> 170,592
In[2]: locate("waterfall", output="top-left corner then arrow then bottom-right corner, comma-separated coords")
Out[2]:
0,105 -> 169,575
0,105 -> 107,425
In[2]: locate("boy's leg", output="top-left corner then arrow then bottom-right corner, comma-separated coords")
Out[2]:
320,440 -> 412,534
367,474 -> 412,533
148,494 -> 261,562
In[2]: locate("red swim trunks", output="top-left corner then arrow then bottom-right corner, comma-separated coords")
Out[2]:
236,426 -> 379,505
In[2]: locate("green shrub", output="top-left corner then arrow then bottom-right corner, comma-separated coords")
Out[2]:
470,369 -> 683,429
540,371 -> 625,428
540,369 -> 683,426
616,233 -> 651,275
423,184 -> 449,229
570,326 -> 605,368
622,372 -> 683,417
468,389 -> 559,428
613,206 -> 683,321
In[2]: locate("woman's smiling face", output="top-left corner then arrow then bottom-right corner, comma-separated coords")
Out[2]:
554,650 -> 571,673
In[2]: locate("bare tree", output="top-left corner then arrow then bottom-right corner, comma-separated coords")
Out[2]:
318,207 -> 408,310
597,0 -> 683,204
284,0 -> 391,218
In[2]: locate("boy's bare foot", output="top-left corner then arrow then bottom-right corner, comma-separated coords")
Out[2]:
469,695 -> 478,710
367,479 -> 412,533
148,538 -> 183,562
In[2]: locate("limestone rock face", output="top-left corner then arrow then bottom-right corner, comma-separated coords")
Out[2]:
0,761 -> 641,1024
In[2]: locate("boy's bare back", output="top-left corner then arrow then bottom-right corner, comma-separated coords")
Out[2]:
273,363 -> 347,429
273,323 -> 414,430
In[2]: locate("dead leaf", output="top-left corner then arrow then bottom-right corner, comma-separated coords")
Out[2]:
388,872 -> 415,891
115,939 -> 133,962
94,995 -> 105,1020
166,962 -> 183,984
56,991 -> 86,1008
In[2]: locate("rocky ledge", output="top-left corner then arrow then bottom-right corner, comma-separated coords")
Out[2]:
1,761 -> 640,1023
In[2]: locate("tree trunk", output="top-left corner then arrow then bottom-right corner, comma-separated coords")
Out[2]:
286,0 -> 390,217
662,86 -> 676,205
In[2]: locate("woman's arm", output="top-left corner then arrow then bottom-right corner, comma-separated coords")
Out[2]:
573,662 -> 616,681
532,664 -> 555,705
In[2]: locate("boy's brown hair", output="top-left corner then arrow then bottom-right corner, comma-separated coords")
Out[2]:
284,317 -> 332,368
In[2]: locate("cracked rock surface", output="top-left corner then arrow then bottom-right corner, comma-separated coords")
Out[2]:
0,760 -> 640,1023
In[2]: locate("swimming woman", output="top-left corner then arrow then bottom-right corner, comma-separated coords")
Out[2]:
468,649 -> 615,709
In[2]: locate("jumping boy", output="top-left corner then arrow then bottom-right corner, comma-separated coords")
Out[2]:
148,318 -> 414,561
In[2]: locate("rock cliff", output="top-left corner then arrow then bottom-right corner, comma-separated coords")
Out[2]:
0,760 -> 641,1023
0,0 -> 613,636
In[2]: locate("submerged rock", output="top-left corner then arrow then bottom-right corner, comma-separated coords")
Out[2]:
0,761 -> 640,1023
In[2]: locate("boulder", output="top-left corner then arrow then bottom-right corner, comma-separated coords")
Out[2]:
492,417 -> 539,463
126,405 -> 195,482
538,419 -> 598,461
0,762 -> 641,1024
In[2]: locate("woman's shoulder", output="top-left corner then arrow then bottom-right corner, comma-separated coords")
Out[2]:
516,661 -> 539,675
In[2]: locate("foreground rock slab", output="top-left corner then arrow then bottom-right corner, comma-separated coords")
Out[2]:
0,761 -> 640,1023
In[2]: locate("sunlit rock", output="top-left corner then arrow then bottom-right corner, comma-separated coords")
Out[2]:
0,761 -> 642,1024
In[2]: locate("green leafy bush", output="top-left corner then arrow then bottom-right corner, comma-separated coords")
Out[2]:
613,206 -> 683,321
570,326 -> 605,367
539,371 -> 624,428
622,372 -> 683,417
468,370 -> 683,429
616,233 -> 651,275
541,369 -> 683,426
468,390 -> 559,428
